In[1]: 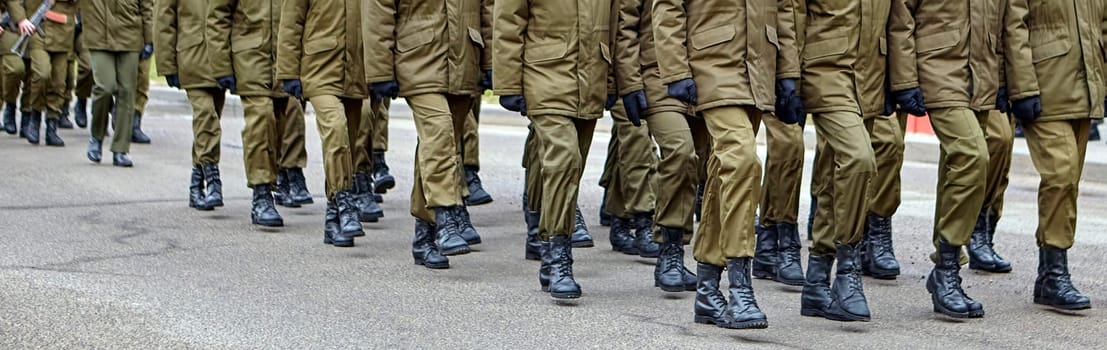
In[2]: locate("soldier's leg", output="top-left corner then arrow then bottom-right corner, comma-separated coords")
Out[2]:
241,95 -> 283,226
74,45 -> 92,127
406,93 -> 471,256
58,56 -> 74,128
23,49 -> 52,143
37,52 -> 69,145
859,112 -> 907,278
108,52 -> 137,155
611,102 -> 658,256
1,54 -> 23,135
521,123 -> 544,259
309,95 -> 362,246
131,58 -> 152,143
599,126 -> 619,218
87,51 -> 118,153
187,88 -> 225,206
968,110 -> 1015,272
601,127 -> 632,252
343,98 -> 384,222
462,100 -> 493,205
273,97 -> 313,206
646,111 -> 699,292
755,113 -> 806,285
692,118 -> 711,222
371,99 -> 395,192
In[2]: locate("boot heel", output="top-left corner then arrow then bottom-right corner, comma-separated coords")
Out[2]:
693,315 -> 718,325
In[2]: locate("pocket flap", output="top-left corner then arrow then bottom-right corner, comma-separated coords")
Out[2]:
304,37 -> 338,55
468,27 -> 484,48
803,36 -> 848,60
524,42 -> 568,63
397,30 -> 434,53
177,34 -> 203,51
690,25 -> 735,50
766,25 -> 779,50
1032,39 -> 1071,63
231,35 -> 264,53
916,30 -> 960,53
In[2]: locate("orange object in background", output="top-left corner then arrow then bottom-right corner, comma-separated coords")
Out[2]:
905,113 -> 935,135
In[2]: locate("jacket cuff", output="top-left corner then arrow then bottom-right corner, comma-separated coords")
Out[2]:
659,71 -> 693,85
494,87 -> 522,96
890,81 -> 919,92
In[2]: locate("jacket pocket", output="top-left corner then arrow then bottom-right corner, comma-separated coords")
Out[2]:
690,25 -> 735,51
468,27 -> 484,48
1032,40 -> 1071,63
231,35 -> 265,53
177,34 -> 203,51
916,30 -> 960,53
304,37 -> 337,55
524,42 -> 568,63
803,36 -> 848,60
765,25 -> 779,50
397,30 -> 434,53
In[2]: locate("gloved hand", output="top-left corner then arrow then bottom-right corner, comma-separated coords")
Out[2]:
1011,96 -> 1041,124
165,74 -> 181,89
479,70 -> 493,91
216,75 -> 236,94
499,95 -> 527,116
140,43 -> 154,61
995,86 -> 1009,114
775,79 -> 805,125
605,94 -> 617,110
370,80 -> 399,100
622,90 -> 647,127
893,87 -> 927,116
882,89 -> 895,116
282,79 -> 303,100
667,78 -> 698,105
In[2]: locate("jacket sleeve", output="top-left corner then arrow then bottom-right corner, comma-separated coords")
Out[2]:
775,0 -> 801,79
614,0 -> 643,96
492,0 -> 526,96
153,0 -> 179,76
479,0 -> 493,71
276,0 -> 307,81
207,0 -> 234,78
1003,0 -> 1039,100
8,0 -> 24,22
141,0 -> 153,44
887,0 -> 919,92
650,0 -> 692,84
363,0 -> 395,84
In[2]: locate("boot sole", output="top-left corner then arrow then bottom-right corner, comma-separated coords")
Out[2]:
190,203 -> 214,211
550,291 -> 581,299
359,213 -> 382,223
969,262 -> 1012,273
332,241 -> 355,247
716,319 -> 768,329
862,267 -> 900,280
801,307 -> 871,322
775,277 -> 805,286
572,240 -> 595,248
414,259 -> 450,269
374,178 -> 395,193
465,195 -> 493,206
295,197 -> 314,205
465,238 -> 482,245
927,281 -> 985,318
46,141 -> 64,147
752,268 -> 776,280
441,246 -> 471,256
1034,298 -> 1091,310
251,216 -> 284,227
638,251 -> 660,258
694,315 -> 722,325
277,202 -> 302,208
655,281 -> 687,293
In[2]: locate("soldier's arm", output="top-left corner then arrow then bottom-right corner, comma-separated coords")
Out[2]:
153,0 -> 179,77
887,0 -> 919,91
479,0 -> 493,71
1003,0 -> 1038,100
7,0 -> 24,22
492,0 -> 527,96
650,0 -> 692,84
363,0 -> 396,84
141,0 -> 153,45
207,0 -> 235,79
276,0 -> 307,81
614,0 -> 644,96
775,0 -> 801,79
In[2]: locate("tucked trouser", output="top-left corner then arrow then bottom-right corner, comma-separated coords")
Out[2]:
372,98 -> 391,152
982,111 -> 1014,218
28,49 -> 69,115
355,98 -> 381,173
88,50 -> 137,153
186,88 -> 226,165
692,106 -> 762,266
929,107 -> 990,246
407,93 -> 473,222
275,97 -> 308,169
607,103 -> 657,216
241,95 -> 280,187
531,114 -> 596,240
1,54 -> 24,104
759,113 -> 805,225
75,46 -> 92,99
647,110 -> 708,241
809,111 -> 876,256
135,58 -> 151,114
523,123 -> 543,211
309,95 -> 362,199
1024,119 -> 1091,250
463,100 -> 481,169
869,112 -> 908,217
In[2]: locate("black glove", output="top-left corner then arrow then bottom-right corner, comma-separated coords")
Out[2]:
216,75 -> 236,94
479,70 -> 493,91
1011,96 -> 1041,124
667,78 -> 698,105
140,43 -> 154,61
499,95 -> 527,116
370,80 -> 399,100
282,79 -> 303,100
605,94 -> 617,110
996,86 -> 1009,114
622,90 -> 647,127
775,79 -> 805,125
882,90 -> 895,116
75,14 -> 82,35
165,74 -> 181,89
893,87 -> 927,116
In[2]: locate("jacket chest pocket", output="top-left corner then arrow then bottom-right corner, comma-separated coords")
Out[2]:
232,34 -> 265,53
1031,39 -> 1071,63
397,30 -> 435,53
525,41 -> 569,63
690,25 -> 735,51
304,37 -> 338,55
803,36 -> 848,61
915,30 -> 960,54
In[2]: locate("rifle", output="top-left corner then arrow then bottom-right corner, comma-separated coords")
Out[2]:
11,0 -> 68,57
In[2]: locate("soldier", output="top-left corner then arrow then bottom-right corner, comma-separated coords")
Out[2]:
273,94 -> 314,209
72,25 -> 90,128
15,0 -> 77,146
1003,0 -> 1099,311
598,106 -> 660,257
0,1 -> 22,135
800,0 -> 888,322
277,0 -> 367,247
130,46 -> 151,144
345,97 -> 384,223
969,109 -> 1014,273
520,124 -> 595,261
860,112 -> 907,280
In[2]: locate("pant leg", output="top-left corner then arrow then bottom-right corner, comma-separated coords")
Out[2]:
531,115 -> 596,239
44,52 -> 69,115
523,123 -> 543,210
929,107 -> 990,246
810,111 -> 876,256
135,58 -> 151,114
352,99 -> 374,173
28,48 -> 50,112
64,58 -> 75,106
407,93 -> 469,216
759,113 -> 806,225
109,51 -> 138,153
275,97 -> 308,169
76,45 -> 93,99
693,106 -> 762,263
187,88 -> 224,165
611,102 -> 658,215
241,95 -> 279,187
982,111 -> 1015,218
372,98 -> 391,152
867,112 -> 908,217
647,111 -> 698,237
89,51 -> 119,143
1,55 -> 24,104
810,134 -> 835,254
1023,119 -> 1090,250
599,126 -> 623,216
308,95 -> 356,199
462,99 -> 481,169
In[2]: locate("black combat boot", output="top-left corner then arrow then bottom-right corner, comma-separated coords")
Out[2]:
25,111 -> 41,144
464,165 -> 493,206
776,223 -> 805,285
655,227 -> 696,292
434,206 -> 470,256
335,190 -> 364,239
1,104 -> 15,134
694,263 -> 728,325
571,207 -> 594,248
112,153 -> 133,167
752,224 -> 779,280
323,201 -> 354,247
609,216 -> 634,253
539,241 -> 552,291
250,184 -> 284,227
57,105 -> 74,129
286,167 -> 313,205
524,207 -> 542,260
831,242 -> 872,321
413,219 -> 449,269
632,212 -> 659,257
372,151 -> 395,193
967,210 -> 1011,272
547,235 -> 582,299
18,111 -> 29,138
87,137 -> 103,163
1034,246 -> 1092,310
599,189 -> 611,227
928,240 -> 984,318
353,172 -> 383,222
189,166 -> 212,210
74,98 -> 88,128
202,164 -> 224,207
800,253 -> 838,319
718,258 -> 768,329
131,112 -> 151,144
455,205 -> 482,245
44,117 -> 64,146
273,169 -> 300,208
862,214 -> 900,279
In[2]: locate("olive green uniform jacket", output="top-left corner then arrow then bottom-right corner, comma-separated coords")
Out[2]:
154,0 -> 220,89
79,0 -> 152,52
1,2 -> 21,52
209,0 -> 286,97
1004,0 -> 1106,121
493,0 -> 613,119
12,0 -> 77,53
276,0 -> 367,100
614,0 -> 690,116
801,0 -> 891,117
364,0 -> 490,97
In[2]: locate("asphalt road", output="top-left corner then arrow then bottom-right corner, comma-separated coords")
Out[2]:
0,89 -> 1105,349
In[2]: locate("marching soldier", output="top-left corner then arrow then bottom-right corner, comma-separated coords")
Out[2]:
1003,0 -> 1100,311
72,27 -> 90,128
860,112 -> 907,279
347,97 -> 384,222
0,1 -> 22,135
131,47 -> 152,144
598,107 -> 659,257
17,0 -> 77,146
969,110 -> 1014,272
273,96 -> 314,208
520,124 -> 595,261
